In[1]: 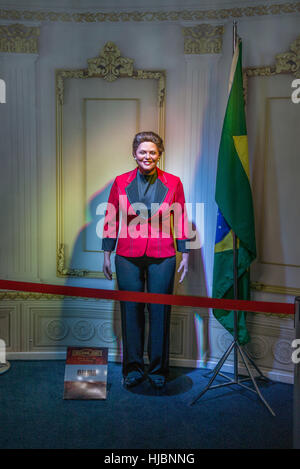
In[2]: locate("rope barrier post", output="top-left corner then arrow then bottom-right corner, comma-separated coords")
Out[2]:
0,361 -> 11,375
0,339 -> 10,375
293,296 -> 300,449
233,232 -> 239,383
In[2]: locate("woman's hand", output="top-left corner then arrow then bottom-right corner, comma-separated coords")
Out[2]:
103,251 -> 113,280
177,252 -> 189,283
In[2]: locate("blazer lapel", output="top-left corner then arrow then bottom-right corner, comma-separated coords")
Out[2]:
150,178 -> 168,217
125,167 -> 169,218
150,167 -> 169,216
125,168 -> 139,209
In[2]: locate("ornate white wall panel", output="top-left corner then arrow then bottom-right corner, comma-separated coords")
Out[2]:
8,299 -> 188,364
261,98 -> 300,266
60,74 -> 160,277
0,304 -> 21,353
208,314 -> 294,383
248,73 -> 300,292
24,301 -> 121,357
4,297 -> 294,383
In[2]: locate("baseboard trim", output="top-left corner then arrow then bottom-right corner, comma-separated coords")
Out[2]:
7,352 -> 293,384
169,357 -> 294,384
7,351 -> 122,362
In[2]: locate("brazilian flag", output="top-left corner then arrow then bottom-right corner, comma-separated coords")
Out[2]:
213,40 -> 256,345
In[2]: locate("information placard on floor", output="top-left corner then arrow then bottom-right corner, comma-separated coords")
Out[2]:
63,346 -> 108,400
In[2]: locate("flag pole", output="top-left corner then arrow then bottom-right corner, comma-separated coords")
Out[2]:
232,20 -> 239,384
189,21 -> 275,416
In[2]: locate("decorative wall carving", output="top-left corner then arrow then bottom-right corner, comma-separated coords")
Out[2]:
251,282 -> 300,299
272,339 -> 294,365
182,24 -> 224,54
0,301 -> 293,382
57,244 -> 88,277
134,70 -> 166,107
72,320 -> 95,341
0,3 -> 299,23
244,34 -> 300,99
0,23 -> 39,53
97,322 -> 118,343
244,336 -> 268,360
275,35 -> 300,77
56,42 -> 135,103
20,304 -> 186,361
45,319 -> 69,341
56,42 -> 165,105
87,41 -> 134,82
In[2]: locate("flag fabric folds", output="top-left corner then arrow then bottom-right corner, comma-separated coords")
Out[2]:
212,40 -> 256,345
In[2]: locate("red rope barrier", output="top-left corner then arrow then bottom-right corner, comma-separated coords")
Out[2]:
0,279 -> 294,315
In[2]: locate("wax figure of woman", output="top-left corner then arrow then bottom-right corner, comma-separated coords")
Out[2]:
102,131 -> 189,390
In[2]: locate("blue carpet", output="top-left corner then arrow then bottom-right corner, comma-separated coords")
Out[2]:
0,361 -> 292,449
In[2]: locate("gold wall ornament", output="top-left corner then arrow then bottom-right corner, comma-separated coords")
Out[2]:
0,23 -> 39,54
243,66 -> 276,104
0,291 -> 65,300
275,36 -> 300,77
56,69 -> 88,105
57,244 -> 89,277
56,42 -> 166,277
87,41 -> 134,82
0,3 -> 300,23
0,290 -> 106,300
243,35 -> 300,100
56,42 -> 166,105
182,24 -> 224,55
133,70 -> 166,107
251,282 -> 300,297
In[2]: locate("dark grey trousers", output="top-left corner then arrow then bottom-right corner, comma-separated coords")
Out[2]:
115,254 -> 176,378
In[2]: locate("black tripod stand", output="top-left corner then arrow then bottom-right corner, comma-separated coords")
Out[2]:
189,232 -> 275,416
189,22 -> 275,417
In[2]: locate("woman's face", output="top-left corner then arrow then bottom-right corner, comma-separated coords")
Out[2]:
134,141 -> 160,175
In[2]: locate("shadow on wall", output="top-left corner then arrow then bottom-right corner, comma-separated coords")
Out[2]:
60,180 -> 122,362
176,222 -> 211,369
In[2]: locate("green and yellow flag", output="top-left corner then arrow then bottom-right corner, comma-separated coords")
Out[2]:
212,40 -> 256,345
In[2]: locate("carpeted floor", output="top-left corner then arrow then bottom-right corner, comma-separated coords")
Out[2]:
0,360 -> 292,449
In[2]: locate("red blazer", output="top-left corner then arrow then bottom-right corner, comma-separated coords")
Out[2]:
102,167 -> 189,258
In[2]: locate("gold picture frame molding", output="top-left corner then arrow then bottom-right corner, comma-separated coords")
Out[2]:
1,3 -> 300,23
56,41 -> 166,278
244,35 -> 300,297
